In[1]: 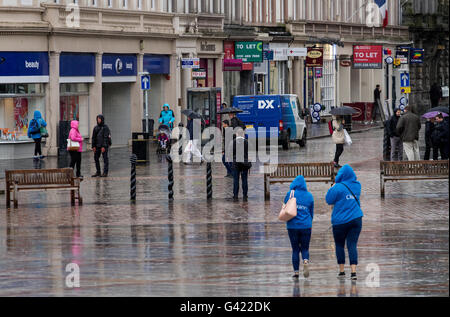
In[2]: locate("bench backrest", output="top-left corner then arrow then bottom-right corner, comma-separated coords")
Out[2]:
381,160 -> 450,177
5,168 -> 75,186
265,163 -> 335,179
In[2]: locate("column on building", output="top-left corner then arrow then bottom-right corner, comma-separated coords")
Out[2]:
89,52 -> 103,146
45,51 -> 60,156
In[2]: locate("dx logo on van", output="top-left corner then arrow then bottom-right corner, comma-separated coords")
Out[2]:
258,100 -> 275,110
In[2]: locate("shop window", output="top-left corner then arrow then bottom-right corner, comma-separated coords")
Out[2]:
0,84 -> 45,142
60,83 -> 89,137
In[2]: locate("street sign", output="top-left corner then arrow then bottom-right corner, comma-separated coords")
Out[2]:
400,73 -> 411,94
181,58 -> 200,69
400,97 -> 408,106
385,56 -> 394,64
410,48 -> 424,64
141,75 -> 150,90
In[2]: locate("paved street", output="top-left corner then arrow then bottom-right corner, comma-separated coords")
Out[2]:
0,128 -> 448,297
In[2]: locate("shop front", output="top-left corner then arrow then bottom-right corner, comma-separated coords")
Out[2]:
143,54 -> 171,127
0,52 -> 49,159
59,52 -> 95,154
102,54 -> 137,146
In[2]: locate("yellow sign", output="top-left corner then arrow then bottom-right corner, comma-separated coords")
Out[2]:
394,58 -> 402,66
401,87 -> 411,94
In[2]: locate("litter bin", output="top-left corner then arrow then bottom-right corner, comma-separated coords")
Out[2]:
132,132 -> 151,163
58,120 -> 71,156
142,119 -> 155,136
344,115 -> 352,132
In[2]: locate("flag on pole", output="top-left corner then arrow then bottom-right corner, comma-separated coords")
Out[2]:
375,0 -> 389,28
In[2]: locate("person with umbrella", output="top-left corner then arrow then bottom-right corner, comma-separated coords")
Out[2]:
329,107 -> 357,168
431,113 -> 449,160
182,110 -> 204,164
218,107 -> 246,130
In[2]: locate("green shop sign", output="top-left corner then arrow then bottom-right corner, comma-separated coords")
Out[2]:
235,42 -> 263,63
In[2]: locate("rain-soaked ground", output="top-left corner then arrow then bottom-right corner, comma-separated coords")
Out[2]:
0,128 -> 448,297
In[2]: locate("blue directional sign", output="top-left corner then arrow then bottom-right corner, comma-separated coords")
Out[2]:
141,75 -> 150,90
400,73 -> 410,88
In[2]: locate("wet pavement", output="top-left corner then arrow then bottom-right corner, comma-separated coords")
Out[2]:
0,128 -> 448,297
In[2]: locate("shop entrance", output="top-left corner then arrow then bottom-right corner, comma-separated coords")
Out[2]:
102,83 -> 131,146
187,88 -> 222,128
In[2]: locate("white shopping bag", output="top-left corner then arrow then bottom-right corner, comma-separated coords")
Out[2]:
344,129 -> 352,146
184,140 -> 193,153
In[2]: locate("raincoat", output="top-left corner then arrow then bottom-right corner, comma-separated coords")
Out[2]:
159,104 -> 175,127
27,110 -> 47,140
68,120 -> 83,152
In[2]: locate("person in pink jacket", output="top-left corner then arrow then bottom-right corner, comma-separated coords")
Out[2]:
68,120 -> 84,178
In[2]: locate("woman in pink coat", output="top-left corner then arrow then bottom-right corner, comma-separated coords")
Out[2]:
68,120 -> 84,178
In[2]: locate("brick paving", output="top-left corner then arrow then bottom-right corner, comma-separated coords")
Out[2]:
0,128 -> 448,296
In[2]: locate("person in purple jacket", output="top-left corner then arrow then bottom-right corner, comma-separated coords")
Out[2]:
283,175 -> 314,279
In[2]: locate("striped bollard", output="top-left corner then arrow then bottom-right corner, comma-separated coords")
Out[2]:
130,154 -> 137,203
206,162 -> 213,200
167,155 -> 174,200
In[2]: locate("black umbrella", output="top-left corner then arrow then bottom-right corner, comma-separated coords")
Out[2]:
427,106 -> 449,114
217,107 -> 243,115
181,109 -> 202,119
329,106 -> 358,116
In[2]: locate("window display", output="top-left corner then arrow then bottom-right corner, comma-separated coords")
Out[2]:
60,83 -> 89,137
0,84 -> 45,142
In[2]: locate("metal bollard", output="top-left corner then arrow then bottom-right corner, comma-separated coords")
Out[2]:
130,154 -> 137,203
383,120 -> 391,161
167,155 -> 174,200
206,162 -> 213,200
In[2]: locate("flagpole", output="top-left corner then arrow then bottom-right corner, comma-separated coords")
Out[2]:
346,0 -> 371,23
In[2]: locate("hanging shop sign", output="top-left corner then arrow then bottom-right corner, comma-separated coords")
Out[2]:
235,41 -> 263,63
306,48 -> 324,67
396,47 -> 410,65
287,48 -> 307,57
410,48 -> 424,64
192,69 -> 207,78
352,45 -> 383,69
315,68 -> 323,78
340,59 -> 352,67
224,41 -> 235,59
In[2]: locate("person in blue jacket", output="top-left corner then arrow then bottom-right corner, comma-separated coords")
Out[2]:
284,175 -> 314,279
159,104 -> 175,129
27,110 -> 47,160
326,165 -> 364,281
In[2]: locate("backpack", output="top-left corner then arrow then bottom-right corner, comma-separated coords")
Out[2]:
29,119 -> 40,134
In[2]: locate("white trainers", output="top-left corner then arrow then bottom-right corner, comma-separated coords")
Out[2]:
303,260 -> 310,278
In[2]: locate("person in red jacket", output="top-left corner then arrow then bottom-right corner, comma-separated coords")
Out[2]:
68,120 -> 84,178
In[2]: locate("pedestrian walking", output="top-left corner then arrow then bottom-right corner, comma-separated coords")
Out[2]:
91,115 -> 111,178
424,118 -> 435,160
331,115 -> 346,168
283,175 -> 314,279
388,108 -> 404,161
396,106 -> 421,161
222,120 -> 233,178
184,116 -> 204,164
430,83 -> 442,108
326,165 -> 364,281
227,128 -> 251,201
68,120 -> 83,178
431,113 -> 449,160
229,112 -> 246,130
372,85 -> 383,123
27,110 -> 47,161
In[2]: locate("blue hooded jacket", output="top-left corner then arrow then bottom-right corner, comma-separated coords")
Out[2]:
27,110 -> 47,140
159,104 -> 175,127
283,176 -> 314,230
326,165 -> 364,226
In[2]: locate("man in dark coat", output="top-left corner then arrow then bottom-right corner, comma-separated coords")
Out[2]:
372,85 -> 383,122
430,83 -> 443,108
226,128 -> 252,201
396,106 -> 421,161
388,108 -> 403,161
91,115 -> 111,177
229,113 -> 246,130
432,113 -> 449,160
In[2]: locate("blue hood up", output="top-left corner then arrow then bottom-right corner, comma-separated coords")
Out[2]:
284,175 -> 314,230
34,110 -> 42,120
326,165 -> 363,226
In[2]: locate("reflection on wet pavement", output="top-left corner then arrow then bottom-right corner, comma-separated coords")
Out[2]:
0,129 -> 448,296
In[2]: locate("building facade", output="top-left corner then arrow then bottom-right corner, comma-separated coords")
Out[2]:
1,0 -> 412,159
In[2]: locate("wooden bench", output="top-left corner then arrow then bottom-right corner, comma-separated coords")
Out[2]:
5,168 -> 82,208
264,163 -> 335,200
380,160 -> 449,197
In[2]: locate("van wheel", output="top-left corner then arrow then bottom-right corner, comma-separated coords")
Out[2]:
298,130 -> 307,147
282,132 -> 290,151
